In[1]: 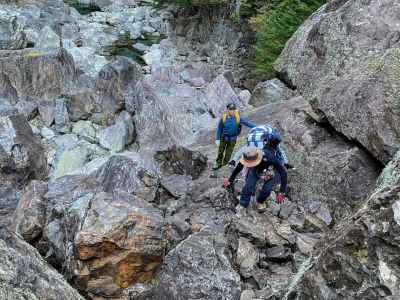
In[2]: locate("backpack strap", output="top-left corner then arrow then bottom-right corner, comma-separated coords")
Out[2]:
222,112 -> 228,123
234,110 -> 240,125
222,110 -> 240,125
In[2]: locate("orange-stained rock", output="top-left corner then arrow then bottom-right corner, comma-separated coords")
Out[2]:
191,223 -> 202,233
71,191 -> 166,297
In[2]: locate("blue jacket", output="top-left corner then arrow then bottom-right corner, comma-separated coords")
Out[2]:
216,115 -> 255,141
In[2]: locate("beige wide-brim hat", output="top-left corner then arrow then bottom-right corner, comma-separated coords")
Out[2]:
239,147 -> 263,167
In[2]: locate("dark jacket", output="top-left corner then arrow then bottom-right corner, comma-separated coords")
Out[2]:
229,146 -> 288,194
216,115 -> 255,142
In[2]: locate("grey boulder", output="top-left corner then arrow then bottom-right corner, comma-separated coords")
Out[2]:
0,15 -> 27,50
149,228 -> 241,300
0,228 -> 84,300
94,57 -> 143,123
0,113 -> 47,179
0,48 -> 76,101
13,180 -> 48,244
275,0 -> 400,163
290,151 -> 400,299
249,79 -> 296,107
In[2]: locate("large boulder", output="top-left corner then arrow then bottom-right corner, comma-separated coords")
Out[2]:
36,25 -> 60,48
41,172 -> 166,297
13,180 -> 48,244
133,68 -> 246,151
0,48 -> 76,101
0,15 -> 27,50
132,77 -> 198,150
93,57 -> 143,124
0,113 -> 47,179
74,192 -> 166,297
154,145 -> 207,180
52,143 -> 93,179
199,72 -> 245,116
65,91 -> 96,122
91,153 -> 159,198
0,179 -> 21,229
38,153 -> 166,296
97,111 -> 135,153
66,152 -> 160,199
148,228 -> 241,300
0,228 -> 84,300
275,0 -> 400,163
0,109 -> 46,230
47,133 -> 108,180
287,151 -> 400,299
249,78 -> 296,107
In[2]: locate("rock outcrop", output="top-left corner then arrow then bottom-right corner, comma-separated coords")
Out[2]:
0,113 -> 46,178
38,153 -> 167,297
0,228 -> 84,300
94,57 -> 143,123
148,228 -> 241,300
0,111 -> 47,229
0,48 -> 76,101
249,78 -> 296,107
284,150 -> 400,299
0,15 -> 27,50
13,180 -> 48,244
133,70 -> 246,150
275,0 -> 400,163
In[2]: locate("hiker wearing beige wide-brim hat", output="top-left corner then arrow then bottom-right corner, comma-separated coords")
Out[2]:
223,145 -> 288,216
239,146 -> 263,168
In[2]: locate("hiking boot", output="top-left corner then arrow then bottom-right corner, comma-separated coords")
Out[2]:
256,202 -> 267,213
235,205 -> 248,218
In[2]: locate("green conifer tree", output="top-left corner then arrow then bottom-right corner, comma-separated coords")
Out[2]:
254,0 -> 325,78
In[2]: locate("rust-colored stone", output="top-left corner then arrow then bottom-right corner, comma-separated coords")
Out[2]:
191,223 -> 202,233
113,254 -> 162,288
77,241 -> 121,260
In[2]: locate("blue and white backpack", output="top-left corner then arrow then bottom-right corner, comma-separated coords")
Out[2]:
247,125 -> 288,165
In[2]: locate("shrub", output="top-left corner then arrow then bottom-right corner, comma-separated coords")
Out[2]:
253,0 -> 325,78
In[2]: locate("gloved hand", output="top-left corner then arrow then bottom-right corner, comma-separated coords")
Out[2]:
223,178 -> 231,189
284,163 -> 294,170
228,160 -> 236,166
275,193 -> 285,204
215,140 -> 220,146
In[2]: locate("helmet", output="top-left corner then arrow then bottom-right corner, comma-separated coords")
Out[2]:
226,103 -> 237,110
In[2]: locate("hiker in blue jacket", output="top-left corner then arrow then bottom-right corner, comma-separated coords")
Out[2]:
213,103 -> 256,170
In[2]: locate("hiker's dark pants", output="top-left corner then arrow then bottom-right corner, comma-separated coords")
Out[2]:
240,167 -> 274,208
216,137 -> 236,167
